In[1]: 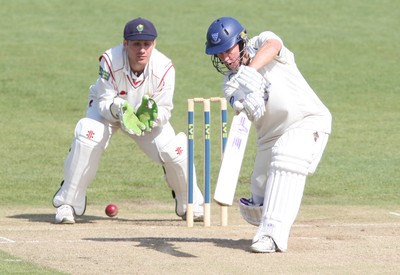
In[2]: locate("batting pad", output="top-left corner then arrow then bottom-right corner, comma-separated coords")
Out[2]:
160,132 -> 204,216
253,129 -> 318,251
254,168 -> 306,252
53,118 -> 109,215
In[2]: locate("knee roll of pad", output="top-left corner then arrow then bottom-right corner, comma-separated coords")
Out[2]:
271,154 -> 310,175
75,118 -> 109,148
159,132 -> 187,164
271,129 -> 317,176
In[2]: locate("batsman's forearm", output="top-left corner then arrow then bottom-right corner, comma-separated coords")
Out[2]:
249,39 -> 281,71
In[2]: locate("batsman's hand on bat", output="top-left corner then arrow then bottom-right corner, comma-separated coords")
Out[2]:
119,101 -> 146,136
235,65 -> 266,96
225,81 -> 265,121
231,66 -> 268,122
229,91 -> 265,122
136,95 -> 158,132
242,92 -> 265,122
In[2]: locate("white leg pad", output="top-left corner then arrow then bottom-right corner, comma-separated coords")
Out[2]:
53,118 -> 109,215
254,169 -> 306,252
160,132 -> 204,216
254,129 -> 318,251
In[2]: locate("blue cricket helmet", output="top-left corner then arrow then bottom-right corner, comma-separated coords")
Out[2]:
205,17 -> 246,55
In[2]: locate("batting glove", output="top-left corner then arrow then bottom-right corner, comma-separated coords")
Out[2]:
243,92 -> 266,122
235,65 -> 267,96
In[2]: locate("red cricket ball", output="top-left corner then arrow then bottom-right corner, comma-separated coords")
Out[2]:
105,203 -> 118,217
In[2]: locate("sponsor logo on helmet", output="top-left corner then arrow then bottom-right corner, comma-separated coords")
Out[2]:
211,33 -> 221,44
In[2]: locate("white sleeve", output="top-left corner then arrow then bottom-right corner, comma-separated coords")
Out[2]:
149,65 -> 175,127
251,31 -> 289,64
95,58 -> 124,122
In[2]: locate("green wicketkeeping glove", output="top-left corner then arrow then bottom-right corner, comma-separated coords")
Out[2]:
119,101 -> 146,136
136,95 -> 158,132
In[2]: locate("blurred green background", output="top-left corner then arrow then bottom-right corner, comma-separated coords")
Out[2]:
1,0 -> 398,272
1,0 -> 399,209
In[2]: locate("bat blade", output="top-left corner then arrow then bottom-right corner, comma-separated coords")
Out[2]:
214,112 -> 251,206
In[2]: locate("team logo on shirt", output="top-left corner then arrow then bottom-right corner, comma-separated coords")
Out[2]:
211,33 -> 221,44
99,66 -> 110,80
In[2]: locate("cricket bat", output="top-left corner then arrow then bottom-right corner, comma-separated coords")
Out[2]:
214,112 -> 251,206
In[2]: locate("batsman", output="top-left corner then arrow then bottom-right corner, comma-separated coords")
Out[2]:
52,18 -> 204,224
205,17 -> 332,253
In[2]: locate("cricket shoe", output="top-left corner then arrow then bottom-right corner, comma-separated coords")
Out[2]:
172,191 -> 204,222
55,205 -> 75,224
250,235 -> 277,253
180,207 -> 204,222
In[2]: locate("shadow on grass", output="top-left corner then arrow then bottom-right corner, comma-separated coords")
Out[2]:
83,236 -> 250,257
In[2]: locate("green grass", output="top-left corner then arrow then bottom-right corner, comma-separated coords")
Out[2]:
0,0 -> 399,271
0,251 -> 66,275
1,0 -> 399,205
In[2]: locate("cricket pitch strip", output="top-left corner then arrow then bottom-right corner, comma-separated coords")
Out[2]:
1,204 -> 399,274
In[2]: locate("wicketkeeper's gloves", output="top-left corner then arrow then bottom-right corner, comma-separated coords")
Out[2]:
119,101 -> 146,135
136,95 -> 158,132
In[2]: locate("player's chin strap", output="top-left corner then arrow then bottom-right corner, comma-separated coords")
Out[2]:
211,55 -> 230,75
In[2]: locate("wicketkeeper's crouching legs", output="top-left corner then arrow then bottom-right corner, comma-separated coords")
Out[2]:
53,118 -> 204,222
53,118 -> 111,217
160,132 -> 204,220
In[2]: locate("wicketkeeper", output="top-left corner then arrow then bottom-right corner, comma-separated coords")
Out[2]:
53,17 -> 204,224
205,17 -> 332,253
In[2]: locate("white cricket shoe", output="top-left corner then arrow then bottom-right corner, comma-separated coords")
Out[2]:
250,235 -> 277,253
179,205 -> 204,222
193,210 -> 204,222
189,205 -> 205,222
172,191 -> 204,222
55,205 -> 75,224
